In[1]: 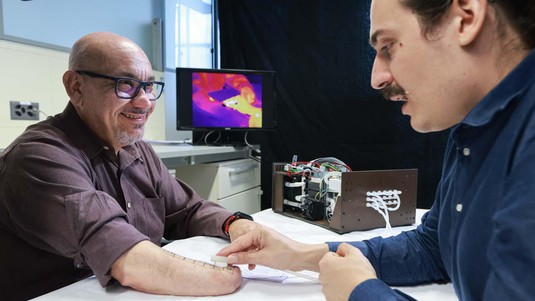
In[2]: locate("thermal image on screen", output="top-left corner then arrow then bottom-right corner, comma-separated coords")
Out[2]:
192,72 -> 263,128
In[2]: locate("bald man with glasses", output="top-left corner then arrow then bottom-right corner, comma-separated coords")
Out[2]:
0,32 -> 254,300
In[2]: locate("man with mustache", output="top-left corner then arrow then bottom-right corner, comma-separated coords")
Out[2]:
217,0 -> 535,300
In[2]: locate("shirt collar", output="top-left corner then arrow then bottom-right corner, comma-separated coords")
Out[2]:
461,49 -> 535,128
58,102 -> 108,160
58,103 -> 144,163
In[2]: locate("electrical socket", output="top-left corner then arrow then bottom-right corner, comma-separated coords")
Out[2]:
10,101 -> 39,121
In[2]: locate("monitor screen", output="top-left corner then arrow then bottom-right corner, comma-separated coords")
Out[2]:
176,67 -> 276,131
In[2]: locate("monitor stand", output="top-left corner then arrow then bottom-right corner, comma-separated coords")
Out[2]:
192,131 -> 248,146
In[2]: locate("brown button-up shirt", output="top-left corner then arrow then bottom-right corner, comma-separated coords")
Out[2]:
0,102 -> 231,300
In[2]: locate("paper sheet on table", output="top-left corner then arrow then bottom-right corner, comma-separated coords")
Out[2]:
162,236 -> 319,283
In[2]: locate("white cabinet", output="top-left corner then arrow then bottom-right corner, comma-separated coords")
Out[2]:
174,158 -> 261,214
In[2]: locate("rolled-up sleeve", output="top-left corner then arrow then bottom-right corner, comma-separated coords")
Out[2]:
64,191 -> 148,286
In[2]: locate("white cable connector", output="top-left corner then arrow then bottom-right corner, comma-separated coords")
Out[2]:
365,190 -> 402,231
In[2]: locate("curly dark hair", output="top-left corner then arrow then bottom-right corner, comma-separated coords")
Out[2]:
400,0 -> 535,48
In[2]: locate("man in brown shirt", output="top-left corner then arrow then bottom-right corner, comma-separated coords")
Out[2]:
0,32 -> 254,300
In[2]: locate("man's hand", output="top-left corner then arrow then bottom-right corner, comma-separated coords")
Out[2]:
227,219 -> 257,241
217,225 -> 328,272
318,243 -> 377,301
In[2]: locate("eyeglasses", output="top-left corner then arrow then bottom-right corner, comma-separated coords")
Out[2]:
76,70 -> 165,101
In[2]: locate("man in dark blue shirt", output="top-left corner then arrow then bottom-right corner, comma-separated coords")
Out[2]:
217,0 -> 535,300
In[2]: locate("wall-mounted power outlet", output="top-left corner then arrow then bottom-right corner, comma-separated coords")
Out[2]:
10,101 -> 39,120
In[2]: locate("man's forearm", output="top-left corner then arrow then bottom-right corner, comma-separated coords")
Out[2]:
111,240 -> 241,296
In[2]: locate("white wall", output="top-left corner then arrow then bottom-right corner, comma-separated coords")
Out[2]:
0,0 -> 162,65
0,40 -> 166,149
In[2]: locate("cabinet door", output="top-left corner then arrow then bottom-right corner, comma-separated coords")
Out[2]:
174,159 -> 261,213
218,187 -> 261,214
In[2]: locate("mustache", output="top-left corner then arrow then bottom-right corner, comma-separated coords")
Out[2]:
125,108 -> 150,115
380,84 -> 407,100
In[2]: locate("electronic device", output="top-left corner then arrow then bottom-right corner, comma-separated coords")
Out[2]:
176,67 -> 277,133
281,157 -> 349,222
272,157 -> 418,233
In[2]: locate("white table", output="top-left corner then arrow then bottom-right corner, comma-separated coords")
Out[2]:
32,209 -> 457,301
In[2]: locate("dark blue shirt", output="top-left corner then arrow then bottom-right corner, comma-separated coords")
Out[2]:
328,49 -> 535,301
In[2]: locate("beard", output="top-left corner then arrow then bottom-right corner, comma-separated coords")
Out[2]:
116,125 -> 144,147
115,108 -> 150,147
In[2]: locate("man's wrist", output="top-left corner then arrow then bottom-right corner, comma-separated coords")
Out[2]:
222,211 -> 254,237
298,243 -> 330,272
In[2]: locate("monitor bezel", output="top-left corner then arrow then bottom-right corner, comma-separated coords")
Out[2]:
176,67 -> 277,131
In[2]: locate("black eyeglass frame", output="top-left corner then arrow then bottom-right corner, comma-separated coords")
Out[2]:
76,70 -> 165,101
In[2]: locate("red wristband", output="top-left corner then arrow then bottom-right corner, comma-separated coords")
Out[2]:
222,212 -> 253,237
223,215 -> 237,237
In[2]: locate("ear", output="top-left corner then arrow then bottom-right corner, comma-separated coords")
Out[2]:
62,70 -> 83,106
452,0 -> 488,46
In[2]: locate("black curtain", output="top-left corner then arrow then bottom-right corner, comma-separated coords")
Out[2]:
217,0 -> 449,209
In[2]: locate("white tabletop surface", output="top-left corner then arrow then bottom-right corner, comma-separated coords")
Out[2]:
33,209 -> 457,301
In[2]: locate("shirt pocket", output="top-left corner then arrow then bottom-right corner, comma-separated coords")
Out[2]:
134,197 -> 165,244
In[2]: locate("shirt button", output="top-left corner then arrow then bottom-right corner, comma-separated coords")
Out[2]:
456,204 -> 463,212
127,202 -> 132,209
463,148 -> 470,156
103,146 -> 110,150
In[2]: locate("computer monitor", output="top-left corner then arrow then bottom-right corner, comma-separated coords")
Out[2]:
176,67 -> 277,132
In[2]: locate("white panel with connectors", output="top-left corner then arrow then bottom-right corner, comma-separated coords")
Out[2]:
10,101 -> 40,120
